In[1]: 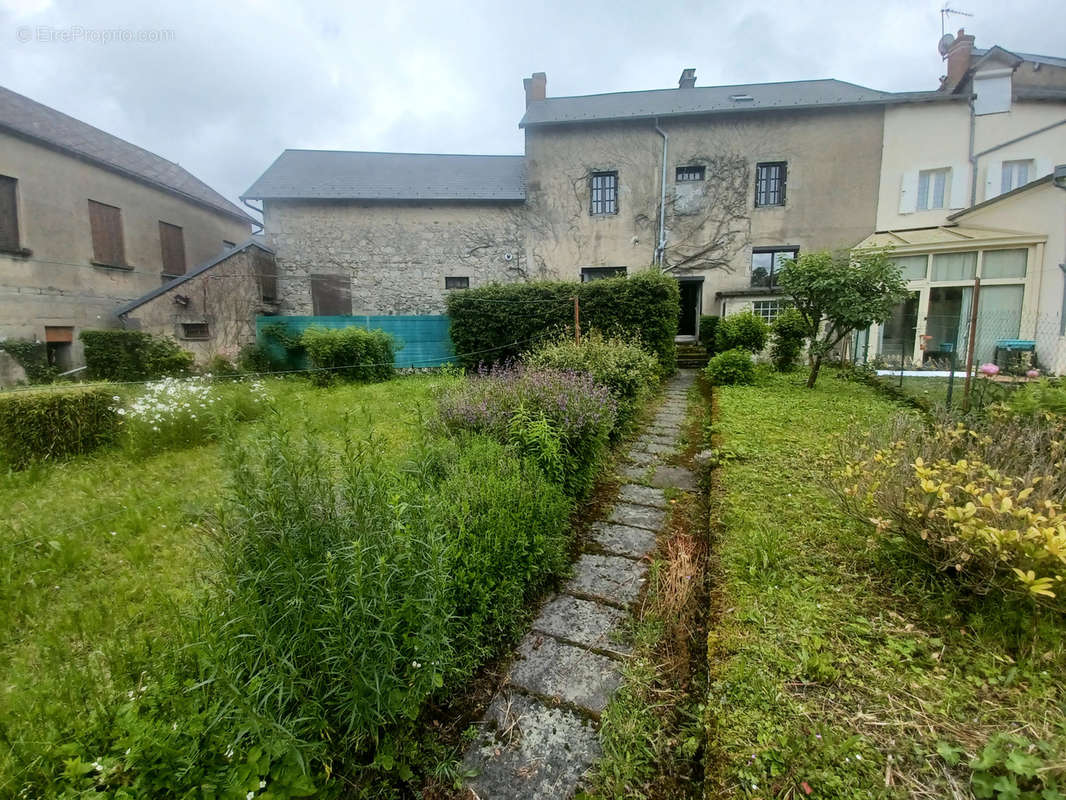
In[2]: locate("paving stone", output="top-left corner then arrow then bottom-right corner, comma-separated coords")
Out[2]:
646,424 -> 677,436
617,462 -> 652,482
632,440 -> 675,456
618,483 -> 668,509
626,449 -> 659,466
565,553 -> 647,606
507,633 -> 622,714
590,521 -> 657,559
532,595 -> 629,652
463,691 -> 601,800
654,413 -> 685,424
637,432 -> 676,446
649,465 -> 699,491
608,502 -> 667,531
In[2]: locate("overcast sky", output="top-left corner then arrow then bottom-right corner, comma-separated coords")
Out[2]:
1,0 -> 1062,212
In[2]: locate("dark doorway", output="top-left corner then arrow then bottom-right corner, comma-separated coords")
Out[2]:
677,280 -> 702,337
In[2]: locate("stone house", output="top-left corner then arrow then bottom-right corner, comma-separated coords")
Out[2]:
114,238 -> 279,362
0,84 -> 255,371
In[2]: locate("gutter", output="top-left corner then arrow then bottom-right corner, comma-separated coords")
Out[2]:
242,198 -> 266,234
654,118 -> 668,267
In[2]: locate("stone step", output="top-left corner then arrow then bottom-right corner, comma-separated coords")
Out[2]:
617,483 -> 668,509
507,633 -> 622,715
607,502 -> 666,532
589,521 -> 657,559
532,595 -> 630,653
565,552 -> 647,606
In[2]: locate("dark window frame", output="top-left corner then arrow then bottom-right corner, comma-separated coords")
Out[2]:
589,170 -> 618,216
754,161 -> 787,208
181,322 -> 210,340
676,165 -> 705,182
310,273 -> 353,316
87,199 -> 127,268
445,276 -> 470,290
750,246 -> 799,288
580,266 -> 627,282
159,220 -> 187,279
0,175 -> 21,254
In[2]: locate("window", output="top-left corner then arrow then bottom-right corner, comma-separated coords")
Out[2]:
589,171 -> 618,215
159,221 -> 186,278
917,168 -> 949,211
750,247 -> 798,288
676,165 -> 705,182
181,322 -> 210,340
581,266 -> 627,282
931,251 -> 977,281
87,199 -> 125,267
1001,160 -> 1033,194
445,276 -> 470,290
0,175 -> 20,253
256,251 -> 278,302
752,299 -> 787,323
893,255 -> 928,282
754,162 -> 786,207
45,326 -> 73,370
310,274 -> 352,316
981,249 -> 1027,279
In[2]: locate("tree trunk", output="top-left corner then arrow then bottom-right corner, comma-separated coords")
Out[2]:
806,355 -> 823,389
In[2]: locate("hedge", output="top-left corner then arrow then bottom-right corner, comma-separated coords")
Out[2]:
80,330 -> 194,381
445,269 -> 680,373
0,339 -> 58,384
0,386 -> 118,469
300,326 -> 395,385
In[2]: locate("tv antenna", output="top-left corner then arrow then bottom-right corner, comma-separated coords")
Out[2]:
941,6 -> 973,36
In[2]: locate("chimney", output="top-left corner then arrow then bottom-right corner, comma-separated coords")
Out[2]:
940,28 -> 975,92
524,72 -> 547,107
678,68 -> 696,89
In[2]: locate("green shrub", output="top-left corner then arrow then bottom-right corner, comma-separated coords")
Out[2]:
526,332 -> 660,434
704,348 -> 755,386
715,311 -> 769,353
236,341 -> 278,373
1006,378 -> 1066,416
770,308 -> 807,371
445,269 -> 680,374
300,326 -> 395,385
969,731 -> 1064,799
0,339 -> 58,384
203,353 -> 238,376
80,330 -> 194,381
0,386 -> 118,469
698,315 -> 720,354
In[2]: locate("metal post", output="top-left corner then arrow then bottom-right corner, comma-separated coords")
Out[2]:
573,295 -> 581,345
961,276 -> 981,412
946,348 -> 956,409
899,341 -> 905,387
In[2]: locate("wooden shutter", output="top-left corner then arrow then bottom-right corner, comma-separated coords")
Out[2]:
898,171 -> 919,214
310,274 -> 352,316
0,176 -> 18,252
255,250 -> 277,301
88,200 -> 125,266
159,221 -> 186,276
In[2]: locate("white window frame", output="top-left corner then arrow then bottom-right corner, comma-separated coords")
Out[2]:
752,299 -> 787,323
1001,160 -> 1033,195
917,168 -> 950,211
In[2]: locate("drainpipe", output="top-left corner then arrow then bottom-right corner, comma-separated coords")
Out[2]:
968,95 -> 978,207
654,118 -> 668,267
1055,166 -> 1066,336
242,198 -> 266,234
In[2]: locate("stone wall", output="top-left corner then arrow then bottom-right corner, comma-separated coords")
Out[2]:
122,245 -> 277,363
263,200 -> 533,316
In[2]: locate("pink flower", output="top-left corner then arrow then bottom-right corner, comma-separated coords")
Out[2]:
978,363 -> 1000,377
1026,369 -> 1040,379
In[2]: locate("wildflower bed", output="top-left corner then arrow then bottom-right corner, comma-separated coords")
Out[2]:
0,375 -> 450,796
705,371 -> 1066,798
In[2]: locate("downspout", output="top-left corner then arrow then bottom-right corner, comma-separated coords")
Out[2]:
654,118 -> 668,267
242,198 -> 266,234
968,95 -> 978,206
1055,169 -> 1066,336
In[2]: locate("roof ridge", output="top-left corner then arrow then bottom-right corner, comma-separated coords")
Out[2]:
537,77 -> 882,103
282,148 -> 523,158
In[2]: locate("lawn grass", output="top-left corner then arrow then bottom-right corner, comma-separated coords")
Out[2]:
0,374 -> 453,792
705,371 -> 1066,798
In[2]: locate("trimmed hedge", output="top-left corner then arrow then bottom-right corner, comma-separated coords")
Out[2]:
704,348 -> 756,386
80,330 -> 194,381
0,339 -> 58,384
699,315 -> 720,354
299,326 -> 395,385
0,386 -> 118,468
445,269 -> 680,373
715,311 -> 770,353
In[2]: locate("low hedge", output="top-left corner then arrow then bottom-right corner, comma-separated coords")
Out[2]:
80,330 -> 194,381
446,269 -> 680,373
0,339 -> 58,384
0,386 -> 118,469
699,315 -> 720,354
715,311 -> 769,353
704,348 -> 756,386
300,326 -> 395,385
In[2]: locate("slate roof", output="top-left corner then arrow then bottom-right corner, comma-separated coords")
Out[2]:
0,85 -> 253,223
242,150 -> 526,201
972,47 -> 1066,70
519,79 -> 955,127
114,237 -> 274,316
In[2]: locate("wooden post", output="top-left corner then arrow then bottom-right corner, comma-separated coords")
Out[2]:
573,295 -> 581,344
961,276 -> 981,412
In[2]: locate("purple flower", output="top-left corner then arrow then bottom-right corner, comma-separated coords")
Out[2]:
1026,369 -> 1040,379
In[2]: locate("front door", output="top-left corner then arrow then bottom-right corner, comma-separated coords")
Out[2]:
677,281 -> 701,337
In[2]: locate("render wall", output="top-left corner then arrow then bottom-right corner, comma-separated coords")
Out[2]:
522,106 -> 885,314
0,132 -> 252,362
264,200 -> 529,315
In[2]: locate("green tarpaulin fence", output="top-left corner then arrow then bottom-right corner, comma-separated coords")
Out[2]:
256,315 -> 454,369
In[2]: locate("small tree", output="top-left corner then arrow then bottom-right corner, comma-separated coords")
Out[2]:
777,249 -> 908,388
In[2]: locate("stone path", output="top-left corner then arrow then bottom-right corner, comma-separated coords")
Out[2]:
462,370 -> 698,799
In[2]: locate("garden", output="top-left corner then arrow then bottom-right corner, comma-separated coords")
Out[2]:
0,272 -> 677,798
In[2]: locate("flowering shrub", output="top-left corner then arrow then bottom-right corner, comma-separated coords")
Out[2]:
834,412 -> 1066,611
439,365 -> 616,497
526,332 -> 660,435
119,376 -> 269,453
